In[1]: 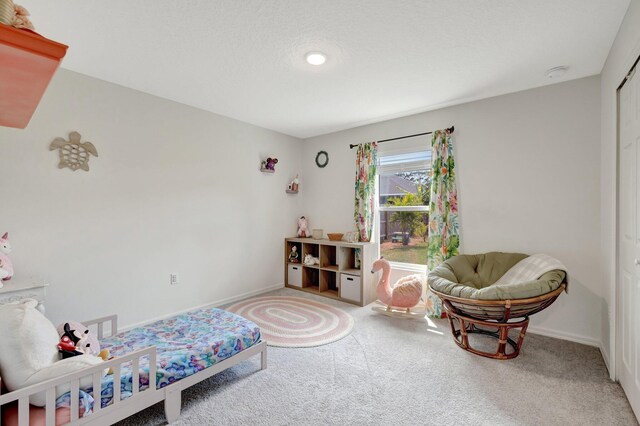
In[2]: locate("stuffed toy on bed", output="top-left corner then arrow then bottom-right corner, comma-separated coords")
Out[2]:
0,299 -> 106,406
56,321 -> 100,358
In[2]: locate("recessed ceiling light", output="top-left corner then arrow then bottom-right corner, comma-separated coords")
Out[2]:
545,66 -> 569,79
305,52 -> 327,66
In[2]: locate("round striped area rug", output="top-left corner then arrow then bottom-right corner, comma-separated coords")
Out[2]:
227,296 -> 354,348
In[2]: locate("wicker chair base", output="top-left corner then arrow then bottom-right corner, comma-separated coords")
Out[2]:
444,301 -> 529,360
431,284 -> 565,360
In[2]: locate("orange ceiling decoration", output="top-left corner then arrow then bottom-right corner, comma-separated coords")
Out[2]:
0,24 -> 68,129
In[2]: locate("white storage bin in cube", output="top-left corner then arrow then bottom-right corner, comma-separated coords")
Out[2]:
288,264 -> 302,287
340,274 -> 361,302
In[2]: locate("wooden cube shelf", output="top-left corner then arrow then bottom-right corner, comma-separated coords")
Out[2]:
284,238 -> 377,306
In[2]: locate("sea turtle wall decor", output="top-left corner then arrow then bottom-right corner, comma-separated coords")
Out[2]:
50,131 -> 98,172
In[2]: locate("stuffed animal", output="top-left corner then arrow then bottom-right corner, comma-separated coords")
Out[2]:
263,157 -> 278,171
297,216 -> 311,238
99,349 -> 114,375
304,253 -> 320,266
0,232 -> 14,288
371,258 -> 424,313
0,299 -> 106,406
56,322 -> 100,359
288,245 -> 299,263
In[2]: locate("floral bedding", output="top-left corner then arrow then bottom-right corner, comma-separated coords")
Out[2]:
56,307 -> 261,413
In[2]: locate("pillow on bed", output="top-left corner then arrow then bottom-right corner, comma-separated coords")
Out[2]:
0,299 -> 104,406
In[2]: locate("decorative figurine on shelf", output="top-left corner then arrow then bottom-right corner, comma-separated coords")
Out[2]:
0,232 -> 14,288
261,157 -> 278,172
288,246 -> 299,263
343,231 -> 358,243
291,174 -> 299,192
304,254 -> 320,266
297,216 -> 311,238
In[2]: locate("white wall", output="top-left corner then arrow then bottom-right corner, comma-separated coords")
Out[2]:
0,69 -> 302,328
600,0 -> 640,373
301,76 -> 603,345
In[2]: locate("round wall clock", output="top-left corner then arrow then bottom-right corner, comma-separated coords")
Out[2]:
315,151 -> 329,168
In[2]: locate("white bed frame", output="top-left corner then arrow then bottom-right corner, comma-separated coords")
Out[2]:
0,314 -> 267,425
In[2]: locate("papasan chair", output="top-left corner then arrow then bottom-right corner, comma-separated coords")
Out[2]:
428,252 -> 567,360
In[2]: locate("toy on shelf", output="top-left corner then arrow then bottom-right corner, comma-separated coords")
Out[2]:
288,246 -> 299,263
297,216 -> 311,238
304,254 -> 320,266
371,258 -> 425,318
287,174 -> 300,194
289,175 -> 300,192
261,157 -> 278,172
343,231 -> 358,243
0,232 -> 14,288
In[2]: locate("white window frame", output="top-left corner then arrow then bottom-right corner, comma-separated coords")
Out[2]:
377,148 -> 430,273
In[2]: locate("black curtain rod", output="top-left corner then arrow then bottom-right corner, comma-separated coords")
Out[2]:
349,125 -> 454,149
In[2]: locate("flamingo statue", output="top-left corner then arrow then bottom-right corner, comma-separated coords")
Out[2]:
371,257 -> 424,317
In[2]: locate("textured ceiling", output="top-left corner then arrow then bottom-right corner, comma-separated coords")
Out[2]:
25,0 -> 630,138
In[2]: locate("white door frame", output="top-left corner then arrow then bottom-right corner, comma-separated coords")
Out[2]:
615,54 -> 640,382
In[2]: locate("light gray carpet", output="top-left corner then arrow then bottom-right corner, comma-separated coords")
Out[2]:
117,288 -> 637,426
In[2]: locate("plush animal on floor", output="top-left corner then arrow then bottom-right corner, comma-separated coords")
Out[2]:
297,216 -> 311,238
304,253 -> 320,266
0,232 -> 14,288
371,257 -> 424,317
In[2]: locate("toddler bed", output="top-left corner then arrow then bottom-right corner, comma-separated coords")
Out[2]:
0,306 -> 267,425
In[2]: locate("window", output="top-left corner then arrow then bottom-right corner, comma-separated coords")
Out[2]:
378,150 -> 430,268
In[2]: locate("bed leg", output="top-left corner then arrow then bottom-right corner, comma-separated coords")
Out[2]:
261,347 -> 268,370
164,387 -> 182,424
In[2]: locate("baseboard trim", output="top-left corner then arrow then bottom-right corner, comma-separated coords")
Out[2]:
528,325 -> 600,348
120,283 -> 285,332
600,342 -> 611,373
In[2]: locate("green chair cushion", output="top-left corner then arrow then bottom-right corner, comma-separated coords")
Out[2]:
428,252 -> 566,300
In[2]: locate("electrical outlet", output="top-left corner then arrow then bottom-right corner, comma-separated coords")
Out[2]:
170,273 -> 179,285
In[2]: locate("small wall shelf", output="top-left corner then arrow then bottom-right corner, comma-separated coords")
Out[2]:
260,168 -> 275,173
286,189 -> 298,194
284,237 -> 377,306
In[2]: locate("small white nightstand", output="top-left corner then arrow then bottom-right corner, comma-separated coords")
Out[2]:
0,279 -> 48,313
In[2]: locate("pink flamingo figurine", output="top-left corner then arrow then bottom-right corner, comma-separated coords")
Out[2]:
371,257 -> 424,317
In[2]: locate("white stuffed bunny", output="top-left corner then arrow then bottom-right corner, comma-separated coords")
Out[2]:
0,232 -> 14,288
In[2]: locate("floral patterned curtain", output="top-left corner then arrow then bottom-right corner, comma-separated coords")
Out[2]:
354,142 -> 378,242
426,129 -> 460,317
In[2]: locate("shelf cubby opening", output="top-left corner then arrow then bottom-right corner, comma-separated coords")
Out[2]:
303,243 -> 320,261
339,247 -> 361,274
320,245 -> 338,270
320,270 -> 338,295
303,267 -> 319,290
286,241 -> 302,264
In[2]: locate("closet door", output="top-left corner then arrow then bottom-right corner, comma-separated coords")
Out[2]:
618,62 -> 640,419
